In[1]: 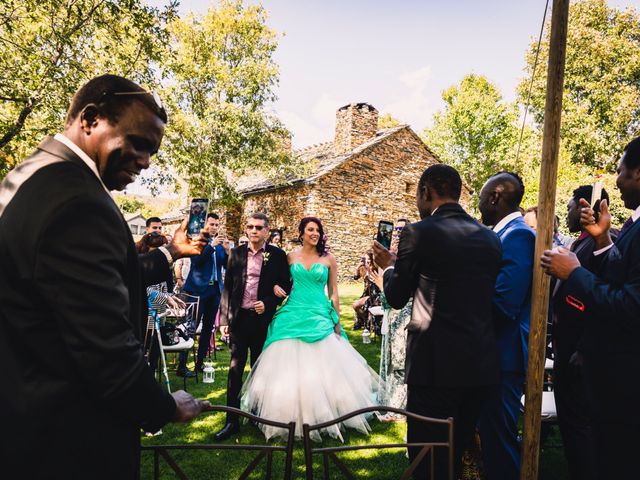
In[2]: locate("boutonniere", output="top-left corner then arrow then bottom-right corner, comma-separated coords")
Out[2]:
263,252 -> 271,265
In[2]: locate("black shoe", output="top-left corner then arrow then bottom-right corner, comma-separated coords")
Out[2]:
195,363 -> 205,373
176,369 -> 196,378
214,423 -> 239,441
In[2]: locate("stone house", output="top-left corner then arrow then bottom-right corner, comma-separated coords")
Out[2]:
124,212 -> 147,236
224,102 -> 449,280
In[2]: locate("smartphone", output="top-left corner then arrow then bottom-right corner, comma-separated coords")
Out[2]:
187,198 -> 209,237
591,180 -> 603,208
228,241 -> 235,249
376,220 -> 394,250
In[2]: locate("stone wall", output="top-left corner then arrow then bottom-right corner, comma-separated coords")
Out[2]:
227,128 -> 439,280
223,127 -> 476,281
334,103 -> 379,155
225,184 -> 311,250
310,128 -> 437,280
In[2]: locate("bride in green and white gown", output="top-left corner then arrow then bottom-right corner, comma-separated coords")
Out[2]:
241,217 -> 382,442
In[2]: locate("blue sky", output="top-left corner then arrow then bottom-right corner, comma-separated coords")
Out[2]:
148,0 -> 640,148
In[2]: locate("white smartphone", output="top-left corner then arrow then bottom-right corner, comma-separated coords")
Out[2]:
591,180 -> 603,208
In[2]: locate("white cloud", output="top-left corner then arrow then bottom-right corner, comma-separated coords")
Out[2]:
278,93 -> 347,148
382,66 -> 437,132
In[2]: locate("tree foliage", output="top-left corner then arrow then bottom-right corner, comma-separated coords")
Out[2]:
378,113 -> 402,129
113,195 -> 147,215
0,0 -> 298,202
0,0 -> 176,178
155,0 -> 297,203
422,74 -> 520,195
519,0 -> 640,169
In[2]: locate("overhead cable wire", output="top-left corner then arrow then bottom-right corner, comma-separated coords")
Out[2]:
515,0 -> 551,170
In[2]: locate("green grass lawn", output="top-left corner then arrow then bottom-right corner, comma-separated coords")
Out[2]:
141,283 -> 568,479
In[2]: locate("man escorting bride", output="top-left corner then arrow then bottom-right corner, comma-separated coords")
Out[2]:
240,217 -> 382,441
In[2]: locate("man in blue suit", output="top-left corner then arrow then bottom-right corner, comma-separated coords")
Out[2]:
183,212 -> 229,374
478,172 -> 536,479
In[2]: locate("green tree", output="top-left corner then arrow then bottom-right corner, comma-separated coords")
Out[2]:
114,195 -> 147,215
0,0 -> 176,178
422,74 -> 520,195
156,0 -> 298,203
519,0 -> 640,170
378,113 -> 402,129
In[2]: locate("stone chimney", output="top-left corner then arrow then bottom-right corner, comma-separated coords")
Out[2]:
334,103 -> 379,155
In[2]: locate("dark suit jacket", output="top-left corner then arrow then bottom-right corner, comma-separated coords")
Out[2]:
183,242 -> 227,298
563,219 -> 640,356
219,243 -> 291,329
383,203 -> 502,388
0,137 -> 176,479
493,216 -> 536,374
552,230 -> 619,362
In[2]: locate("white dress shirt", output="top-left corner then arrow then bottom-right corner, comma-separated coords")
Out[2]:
492,211 -> 523,233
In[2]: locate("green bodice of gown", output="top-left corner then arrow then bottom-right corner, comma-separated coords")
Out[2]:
263,262 -> 347,350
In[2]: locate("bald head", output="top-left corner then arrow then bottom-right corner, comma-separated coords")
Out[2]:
488,172 -> 524,208
478,172 -> 525,226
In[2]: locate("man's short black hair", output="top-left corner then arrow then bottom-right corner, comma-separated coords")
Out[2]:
622,137 -> 640,170
396,218 -> 409,224
207,213 -> 219,220
146,216 -> 162,227
418,164 -> 462,200
572,185 -> 609,219
65,74 -> 167,126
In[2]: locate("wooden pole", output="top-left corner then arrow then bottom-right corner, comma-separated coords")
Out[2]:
520,1 -> 570,479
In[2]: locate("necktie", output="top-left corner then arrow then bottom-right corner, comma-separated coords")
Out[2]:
209,243 -> 218,284
618,216 -> 635,241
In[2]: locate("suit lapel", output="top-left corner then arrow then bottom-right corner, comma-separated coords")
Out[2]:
237,244 -> 249,295
616,218 -> 640,245
257,244 -> 273,293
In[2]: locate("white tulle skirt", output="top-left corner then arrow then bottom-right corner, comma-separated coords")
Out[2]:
240,333 -> 383,442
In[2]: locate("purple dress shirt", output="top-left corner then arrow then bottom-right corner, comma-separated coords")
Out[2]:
241,245 -> 265,309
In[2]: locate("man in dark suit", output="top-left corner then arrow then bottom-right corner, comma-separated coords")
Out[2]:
214,212 -> 291,441
182,212 -> 229,375
550,185 -> 611,480
477,172 -> 535,480
373,164 -> 502,479
0,75 -> 209,479
542,137 -> 640,479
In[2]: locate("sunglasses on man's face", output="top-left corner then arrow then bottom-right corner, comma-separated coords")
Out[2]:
239,240 -> 249,245
247,225 -> 265,231
394,226 -> 404,231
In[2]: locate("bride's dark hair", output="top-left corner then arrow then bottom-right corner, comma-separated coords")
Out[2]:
298,217 -> 327,256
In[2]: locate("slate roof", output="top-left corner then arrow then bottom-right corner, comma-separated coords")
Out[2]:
236,125 -> 409,195
124,212 -> 145,222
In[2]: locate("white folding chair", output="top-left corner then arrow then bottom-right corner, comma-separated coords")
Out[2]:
144,311 -> 172,392
367,305 -> 385,341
